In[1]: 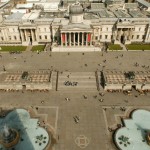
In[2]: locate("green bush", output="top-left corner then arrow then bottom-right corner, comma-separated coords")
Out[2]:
126,44 -> 150,50
108,44 -> 122,50
31,45 -> 45,51
0,46 -> 26,51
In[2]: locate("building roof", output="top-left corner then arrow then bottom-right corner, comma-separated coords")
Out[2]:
6,12 -> 24,20
91,3 -> 105,10
136,0 -> 150,8
124,3 -> 138,9
129,9 -> 146,18
11,9 -> 27,14
16,3 -> 33,9
22,11 -> 40,20
113,9 -> 131,18
70,2 -> 83,14
97,10 -> 116,18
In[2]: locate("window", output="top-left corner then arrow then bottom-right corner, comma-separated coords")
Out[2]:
39,36 -> 42,39
137,35 -> 139,39
100,35 -> 102,39
39,28 -> 41,32
8,36 -> 11,40
95,36 -> 98,40
139,28 -> 141,31
132,35 -> 134,39
45,35 -> 47,39
105,35 -> 108,39
107,28 -> 108,31
14,36 -> 16,40
1,37 -> 4,41
54,36 -> 57,41
142,35 -> 145,39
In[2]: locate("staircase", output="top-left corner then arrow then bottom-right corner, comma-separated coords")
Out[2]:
120,43 -> 127,51
26,46 -> 33,51
57,72 -> 98,91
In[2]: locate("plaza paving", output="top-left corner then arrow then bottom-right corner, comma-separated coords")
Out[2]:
0,51 -> 150,72
0,50 -> 150,150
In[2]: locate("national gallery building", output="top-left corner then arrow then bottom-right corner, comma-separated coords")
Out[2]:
0,0 -> 150,51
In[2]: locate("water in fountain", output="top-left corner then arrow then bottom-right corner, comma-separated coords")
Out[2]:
0,124 -> 17,144
3,125 -> 10,138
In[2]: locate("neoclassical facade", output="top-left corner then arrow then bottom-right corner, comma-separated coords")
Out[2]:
0,1 -> 150,49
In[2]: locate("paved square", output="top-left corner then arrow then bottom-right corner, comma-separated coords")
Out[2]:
0,51 -> 150,150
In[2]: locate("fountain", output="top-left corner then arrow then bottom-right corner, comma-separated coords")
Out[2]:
0,124 -> 20,148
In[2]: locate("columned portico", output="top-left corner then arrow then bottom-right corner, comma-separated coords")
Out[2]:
114,26 -> 135,44
19,28 -> 38,45
60,32 -> 92,46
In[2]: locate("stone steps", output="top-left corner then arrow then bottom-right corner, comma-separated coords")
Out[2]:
57,72 -> 97,91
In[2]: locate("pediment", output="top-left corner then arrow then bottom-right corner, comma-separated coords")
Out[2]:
61,23 -> 91,31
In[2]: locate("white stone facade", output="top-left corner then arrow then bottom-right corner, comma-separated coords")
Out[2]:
0,2 -> 150,46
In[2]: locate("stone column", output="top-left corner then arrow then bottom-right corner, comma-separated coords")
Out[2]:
1,30 -> 4,42
90,33 -> 92,46
69,33 -> 71,46
65,33 -> 67,46
61,33 -> 63,46
24,29 -> 27,41
145,27 -> 150,42
34,29 -> 37,41
3,28 -> 8,41
86,33 -> 88,46
129,28 -> 132,40
78,32 -> 80,46
20,29 -> 24,42
82,32 -> 84,46
74,33 -> 75,46
31,29 -> 34,41
33,29 -> 36,41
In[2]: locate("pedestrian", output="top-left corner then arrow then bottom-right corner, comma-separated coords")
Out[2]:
3,65 -> 6,71
41,101 -> 44,104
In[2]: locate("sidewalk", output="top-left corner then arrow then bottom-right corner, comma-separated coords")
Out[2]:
26,46 -> 33,51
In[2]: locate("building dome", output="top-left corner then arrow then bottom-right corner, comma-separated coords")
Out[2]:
70,2 -> 83,14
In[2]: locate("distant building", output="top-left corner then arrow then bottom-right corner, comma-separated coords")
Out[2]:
14,0 -> 27,5
0,0 -> 149,51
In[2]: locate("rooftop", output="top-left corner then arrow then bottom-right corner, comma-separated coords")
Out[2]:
6,12 -> 24,21
129,9 -> 146,18
136,0 -> 150,8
